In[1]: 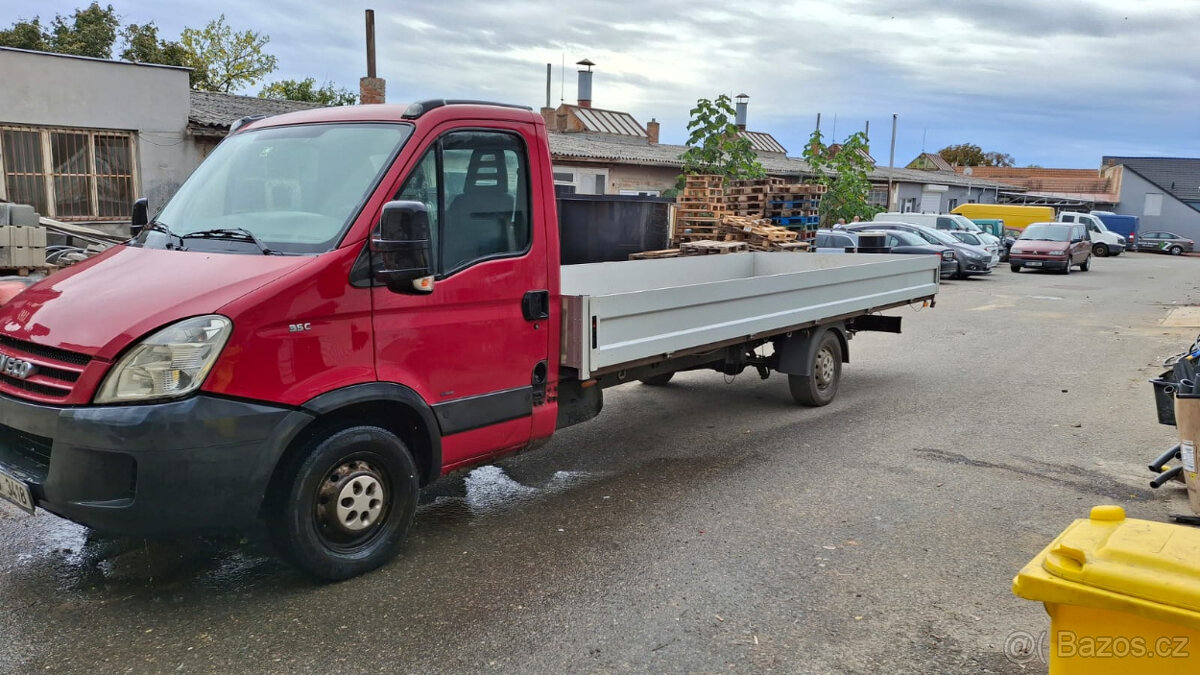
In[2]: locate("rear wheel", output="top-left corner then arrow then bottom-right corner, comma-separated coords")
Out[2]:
268,425 -> 419,581
788,331 -> 842,407
639,372 -> 675,386
1092,243 -> 1108,257
1170,245 -> 1183,256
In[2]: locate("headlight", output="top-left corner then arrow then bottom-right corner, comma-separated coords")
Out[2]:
1049,249 -> 1066,255
95,315 -> 232,404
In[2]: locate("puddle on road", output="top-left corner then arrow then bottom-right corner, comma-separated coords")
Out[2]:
0,464 -> 596,591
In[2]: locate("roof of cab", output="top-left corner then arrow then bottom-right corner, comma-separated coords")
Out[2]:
241,100 -> 540,132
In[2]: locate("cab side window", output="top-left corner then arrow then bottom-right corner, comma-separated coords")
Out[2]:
441,131 -> 530,273
393,130 -> 531,276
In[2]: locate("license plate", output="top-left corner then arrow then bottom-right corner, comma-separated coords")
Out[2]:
0,467 -> 34,514
1027,261 -> 1043,267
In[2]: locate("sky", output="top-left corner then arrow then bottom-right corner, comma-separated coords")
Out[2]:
8,0 -> 1200,168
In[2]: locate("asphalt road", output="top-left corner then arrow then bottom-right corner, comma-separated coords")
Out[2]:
2,251 -> 1199,674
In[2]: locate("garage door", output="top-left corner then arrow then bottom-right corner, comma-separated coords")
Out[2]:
919,191 -> 941,213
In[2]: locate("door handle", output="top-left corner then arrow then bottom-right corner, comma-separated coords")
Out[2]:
522,290 -> 550,321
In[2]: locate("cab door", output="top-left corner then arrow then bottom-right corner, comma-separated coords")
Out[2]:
370,122 -> 550,470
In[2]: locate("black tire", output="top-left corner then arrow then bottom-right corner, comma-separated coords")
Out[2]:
640,372 -> 675,386
1170,245 -> 1183,256
1092,243 -> 1108,257
268,425 -> 419,581
1061,261 -> 1071,275
1010,264 -> 1020,273
788,331 -> 842,407
1080,256 -> 1090,272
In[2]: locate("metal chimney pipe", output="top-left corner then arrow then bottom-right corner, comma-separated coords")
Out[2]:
576,58 -> 594,108
545,63 -> 551,109
735,93 -> 749,131
365,9 -> 376,79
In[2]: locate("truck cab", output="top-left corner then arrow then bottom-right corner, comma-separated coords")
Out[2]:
1058,211 -> 1125,257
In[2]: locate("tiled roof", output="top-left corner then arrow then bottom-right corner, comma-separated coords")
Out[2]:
561,105 -> 647,137
1102,157 -> 1200,203
188,90 -> 324,133
740,130 -> 787,155
952,166 -> 1109,194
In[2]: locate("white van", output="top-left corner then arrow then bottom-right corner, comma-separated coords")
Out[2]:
1057,212 -> 1125,257
874,212 -> 1000,262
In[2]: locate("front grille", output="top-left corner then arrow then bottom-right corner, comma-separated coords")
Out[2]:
0,336 -> 90,366
0,336 -> 91,402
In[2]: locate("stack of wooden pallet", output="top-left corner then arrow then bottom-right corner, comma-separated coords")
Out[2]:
765,184 -> 826,240
673,175 -> 727,242
721,215 -> 807,251
726,178 -> 785,217
679,240 -> 750,255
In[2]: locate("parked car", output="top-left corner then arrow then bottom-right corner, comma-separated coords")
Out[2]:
1057,212 -> 1125,257
1009,222 -> 1092,274
816,229 -> 958,278
945,230 -> 1000,265
1136,231 -> 1194,255
1090,211 -> 1139,250
846,221 -> 993,278
873,212 -> 1002,252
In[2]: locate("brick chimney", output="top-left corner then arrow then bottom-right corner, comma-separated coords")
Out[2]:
540,106 -> 556,130
646,118 -> 660,144
360,10 -> 385,104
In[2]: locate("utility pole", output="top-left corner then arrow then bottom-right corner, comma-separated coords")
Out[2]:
887,114 -> 897,212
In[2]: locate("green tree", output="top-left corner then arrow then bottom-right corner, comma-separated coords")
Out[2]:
120,22 -> 188,67
260,78 -> 356,106
0,19 -> 49,51
937,143 -> 1016,167
803,129 -> 879,226
0,3 -> 119,58
679,95 -> 766,180
49,2 -> 119,57
180,14 -> 277,92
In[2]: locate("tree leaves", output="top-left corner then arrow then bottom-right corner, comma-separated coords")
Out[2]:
803,130 -> 880,225
0,2 -> 118,59
680,95 -> 766,181
181,15 -> 277,93
937,143 -> 1015,167
260,78 -> 357,106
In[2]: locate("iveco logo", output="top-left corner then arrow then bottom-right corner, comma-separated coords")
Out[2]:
0,353 -> 37,380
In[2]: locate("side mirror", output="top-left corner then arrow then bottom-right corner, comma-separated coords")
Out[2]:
371,200 -> 434,294
130,198 -> 148,237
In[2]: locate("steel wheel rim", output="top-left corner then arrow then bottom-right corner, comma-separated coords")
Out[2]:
815,347 -> 836,390
315,458 -> 390,549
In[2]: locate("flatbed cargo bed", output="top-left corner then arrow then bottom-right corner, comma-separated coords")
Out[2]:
560,252 -> 939,378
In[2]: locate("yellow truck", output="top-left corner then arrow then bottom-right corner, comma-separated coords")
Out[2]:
950,204 -> 1054,231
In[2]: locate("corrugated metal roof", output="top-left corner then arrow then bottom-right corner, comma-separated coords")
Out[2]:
740,130 -> 787,154
564,105 -> 647,137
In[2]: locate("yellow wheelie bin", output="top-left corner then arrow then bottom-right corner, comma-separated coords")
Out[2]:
1012,505 -> 1200,674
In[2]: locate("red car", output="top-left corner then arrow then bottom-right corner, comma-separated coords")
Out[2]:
1009,222 -> 1092,274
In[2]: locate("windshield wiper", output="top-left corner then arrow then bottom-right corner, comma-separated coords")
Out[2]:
180,228 -> 278,255
141,220 -> 186,250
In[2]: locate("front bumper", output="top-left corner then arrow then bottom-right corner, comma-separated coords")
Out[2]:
1011,256 -> 1069,270
0,393 -> 313,536
961,259 -> 994,275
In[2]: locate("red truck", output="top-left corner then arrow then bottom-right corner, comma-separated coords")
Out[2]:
0,101 -> 938,579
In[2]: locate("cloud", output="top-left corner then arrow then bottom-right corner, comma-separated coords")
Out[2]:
7,0 -> 1200,166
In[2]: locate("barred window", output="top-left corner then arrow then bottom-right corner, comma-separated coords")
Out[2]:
0,126 -> 137,220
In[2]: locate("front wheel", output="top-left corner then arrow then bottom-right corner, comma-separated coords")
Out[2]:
1010,264 -> 1021,273
1170,245 -> 1183,256
1080,256 -> 1090,272
268,425 -> 419,581
1092,243 -> 1109,257
789,331 -> 842,406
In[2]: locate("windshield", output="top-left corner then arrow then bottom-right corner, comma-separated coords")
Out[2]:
1020,223 -> 1073,241
950,231 -> 981,245
950,214 -> 983,233
146,122 -> 413,254
889,231 -> 925,246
